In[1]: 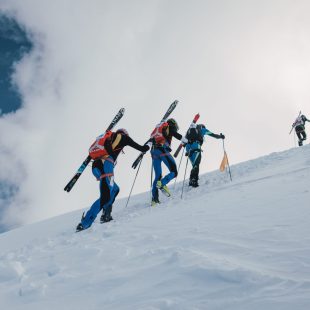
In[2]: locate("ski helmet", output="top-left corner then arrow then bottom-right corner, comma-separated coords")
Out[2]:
116,128 -> 129,136
167,118 -> 179,131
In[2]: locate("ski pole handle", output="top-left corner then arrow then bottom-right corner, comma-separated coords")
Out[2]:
132,153 -> 144,169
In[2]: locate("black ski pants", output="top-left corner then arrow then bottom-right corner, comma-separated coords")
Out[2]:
295,126 -> 307,143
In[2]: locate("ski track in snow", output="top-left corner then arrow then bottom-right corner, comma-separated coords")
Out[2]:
0,145 -> 309,310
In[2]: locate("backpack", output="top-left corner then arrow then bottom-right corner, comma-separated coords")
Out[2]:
89,131 -> 113,160
186,125 -> 204,144
150,121 -> 169,145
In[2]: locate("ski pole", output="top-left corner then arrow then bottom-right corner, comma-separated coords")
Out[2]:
125,156 -> 143,208
181,156 -> 189,199
174,147 -> 185,189
150,155 -> 154,204
222,139 -> 232,182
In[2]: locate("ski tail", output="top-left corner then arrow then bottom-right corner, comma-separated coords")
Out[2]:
64,108 -> 125,192
174,113 -> 200,158
132,100 -> 179,169
174,143 -> 183,158
64,155 -> 92,192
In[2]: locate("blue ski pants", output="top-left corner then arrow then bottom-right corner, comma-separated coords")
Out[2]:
186,142 -> 202,181
151,147 -> 177,200
81,157 -> 119,229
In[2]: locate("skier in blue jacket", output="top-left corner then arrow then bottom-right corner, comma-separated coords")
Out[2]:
185,124 -> 224,187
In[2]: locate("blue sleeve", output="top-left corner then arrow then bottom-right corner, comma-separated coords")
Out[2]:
202,127 -> 213,136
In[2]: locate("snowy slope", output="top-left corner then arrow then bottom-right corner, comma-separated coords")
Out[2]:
0,145 -> 310,310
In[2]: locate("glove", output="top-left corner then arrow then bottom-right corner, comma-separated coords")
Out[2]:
181,136 -> 188,144
220,133 -> 225,139
142,141 -> 152,153
142,144 -> 150,153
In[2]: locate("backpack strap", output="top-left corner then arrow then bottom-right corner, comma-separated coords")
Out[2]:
112,133 -> 122,150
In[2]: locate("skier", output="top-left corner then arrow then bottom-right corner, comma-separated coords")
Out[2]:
292,114 -> 310,146
185,124 -> 225,187
149,118 -> 188,206
76,128 -> 150,232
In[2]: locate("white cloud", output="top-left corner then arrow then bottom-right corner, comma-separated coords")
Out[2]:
0,0 -> 310,230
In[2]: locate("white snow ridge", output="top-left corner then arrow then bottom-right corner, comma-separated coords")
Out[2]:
0,145 -> 309,310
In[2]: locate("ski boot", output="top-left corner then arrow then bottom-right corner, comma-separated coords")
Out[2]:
100,214 -> 113,223
189,178 -> 199,188
100,211 -> 113,223
151,198 -> 161,207
156,180 -> 171,197
76,212 -> 86,232
76,223 -> 85,232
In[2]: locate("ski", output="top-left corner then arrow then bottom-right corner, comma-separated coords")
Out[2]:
161,100 -> 179,122
64,108 -> 125,192
289,111 -> 301,134
174,113 -> 200,158
132,100 -> 179,169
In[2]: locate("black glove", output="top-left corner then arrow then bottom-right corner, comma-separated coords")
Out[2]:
220,133 -> 225,139
142,144 -> 150,153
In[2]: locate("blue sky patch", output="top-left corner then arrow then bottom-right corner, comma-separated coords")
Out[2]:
0,15 -> 32,115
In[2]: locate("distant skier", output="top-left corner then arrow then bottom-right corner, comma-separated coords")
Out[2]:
76,129 -> 149,232
292,114 -> 310,146
185,124 -> 225,187
149,118 -> 188,206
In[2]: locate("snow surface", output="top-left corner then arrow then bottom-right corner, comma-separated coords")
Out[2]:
0,145 -> 310,310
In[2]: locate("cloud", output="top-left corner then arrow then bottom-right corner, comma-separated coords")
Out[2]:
0,0 -> 162,230
0,0 -> 310,231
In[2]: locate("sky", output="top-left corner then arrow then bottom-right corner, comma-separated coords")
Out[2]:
0,0 -> 310,232
0,16 -> 31,115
